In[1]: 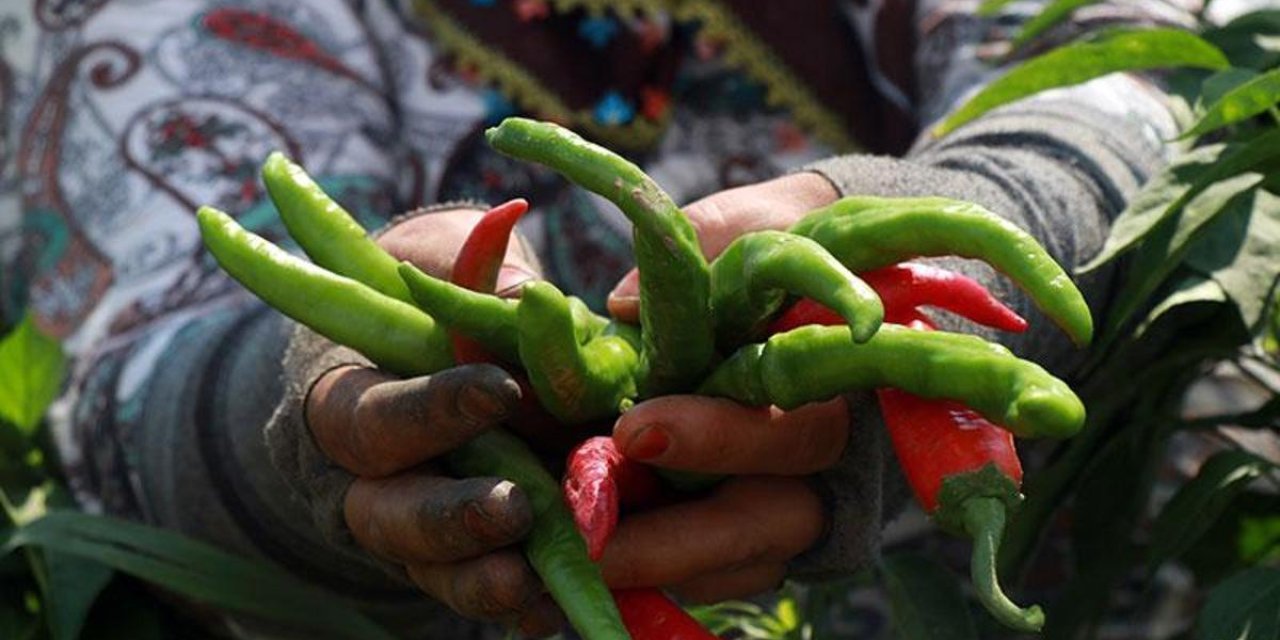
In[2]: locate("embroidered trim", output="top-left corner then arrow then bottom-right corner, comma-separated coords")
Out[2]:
545,0 -> 664,18
414,0 -> 668,150
670,0 -> 862,152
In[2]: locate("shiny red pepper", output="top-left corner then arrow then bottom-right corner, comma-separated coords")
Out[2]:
613,589 -> 719,639
564,436 -> 662,561
767,262 -> 1028,335
449,198 -> 529,364
789,264 -> 1043,632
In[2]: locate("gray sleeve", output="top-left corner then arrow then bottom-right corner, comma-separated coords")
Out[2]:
789,76 -> 1178,577
120,300 -> 490,638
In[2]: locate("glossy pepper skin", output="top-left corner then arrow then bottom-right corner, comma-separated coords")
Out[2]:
709,230 -> 883,350
789,196 -> 1093,346
699,324 -> 1085,439
400,263 -> 522,364
564,437 -> 662,561
448,430 -> 631,640
262,152 -> 416,304
613,589 -> 719,639
196,207 -> 453,377
516,281 -> 642,424
777,269 -> 1043,631
768,263 -> 1029,335
486,117 -> 714,397
449,198 -> 529,364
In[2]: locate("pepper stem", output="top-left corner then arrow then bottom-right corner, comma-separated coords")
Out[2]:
962,497 -> 1045,633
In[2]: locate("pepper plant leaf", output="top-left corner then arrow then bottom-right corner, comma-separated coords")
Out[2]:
1082,127 -> 1280,273
1010,0 -> 1103,48
933,29 -> 1228,136
1185,189 -> 1280,331
1179,68 -> 1280,139
976,0 -> 1016,17
42,551 -> 113,640
1195,566 -> 1280,640
1147,450 -> 1272,569
1203,10 -> 1280,70
3,511 -> 396,640
1135,275 -> 1227,339
1098,174 -> 1262,347
0,315 -> 65,436
880,554 -> 977,640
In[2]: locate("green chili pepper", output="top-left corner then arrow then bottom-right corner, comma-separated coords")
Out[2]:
399,263 -> 522,364
789,196 -> 1094,346
699,324 -> 1085,439
448,432 -> 630,640
516,281 -> 641,424
485,118 -> 714,397
261,152 -> 414,303
709,230 -> 883,350
196,207 -> 453,377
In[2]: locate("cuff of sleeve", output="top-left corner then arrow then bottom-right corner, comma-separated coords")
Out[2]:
262,322 -> 405,578
787,392 -> 910,580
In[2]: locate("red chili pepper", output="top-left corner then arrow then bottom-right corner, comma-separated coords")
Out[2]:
767,262 -> 1028,334
449,198 -> 529,364
564,436 -> 662,560
769,263 -> 1043,631
613,589 -> 719,639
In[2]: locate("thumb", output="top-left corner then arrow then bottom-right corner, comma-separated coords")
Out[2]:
606,269 -> 641,322
604,172 -> 838,322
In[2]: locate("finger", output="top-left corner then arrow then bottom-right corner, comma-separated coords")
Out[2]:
613,395 -> 850,475
345,474 -> 532,565
308,364 -> 521,477
406,551 -> 542,624
606,269 -> 641,322
599,476 -> 823,589
516,595 -> 566,638
670,563 -> 787,604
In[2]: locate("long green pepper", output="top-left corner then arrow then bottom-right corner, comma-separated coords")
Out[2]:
789,196 -> 1094,346
709,230 -> 883,350
447,430 -> 630,640
516,281 -> 641,424
700,324 -> 1085,439
197,207 -> 452,377
262,152 -> 415,304
486,118 -> 714,397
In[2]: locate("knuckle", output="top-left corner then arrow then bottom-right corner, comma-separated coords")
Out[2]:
467,554 -> 537,619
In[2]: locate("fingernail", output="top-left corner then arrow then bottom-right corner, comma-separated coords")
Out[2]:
622,424 -> 670,460
458,384 -> 510,423
495,265 -> 537,297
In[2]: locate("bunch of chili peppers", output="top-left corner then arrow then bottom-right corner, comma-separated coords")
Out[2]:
196,117 -> 1093,639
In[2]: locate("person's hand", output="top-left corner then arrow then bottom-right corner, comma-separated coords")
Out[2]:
304,209 -> 562,636
600,172 -> 850,602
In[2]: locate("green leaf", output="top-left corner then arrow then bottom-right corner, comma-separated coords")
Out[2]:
1180,69 -> 1280,139
1010,0 -> 1103,48
1185,190 -> 1280,331
976,0 -> 1016,17
3,511 -> 395,640
1147,450 -> 1272,568
1082,126 -> 1280,273
880,554 -> 977,640
1199,68 -> 1261,107
1098,174 -> 1262,345
934,29 -> 1229,136
1239,513 -> 1280,564
41,551 -> 113,640
1196,567 -> 1280,640
1135,276 -> 1227,338
1204,10 -> 1280,71
0,315 -> 65,435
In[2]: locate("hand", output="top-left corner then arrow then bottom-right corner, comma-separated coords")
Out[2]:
600,172 -> 850,603
304,209 -> 561,636
607,171 -> 838,321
